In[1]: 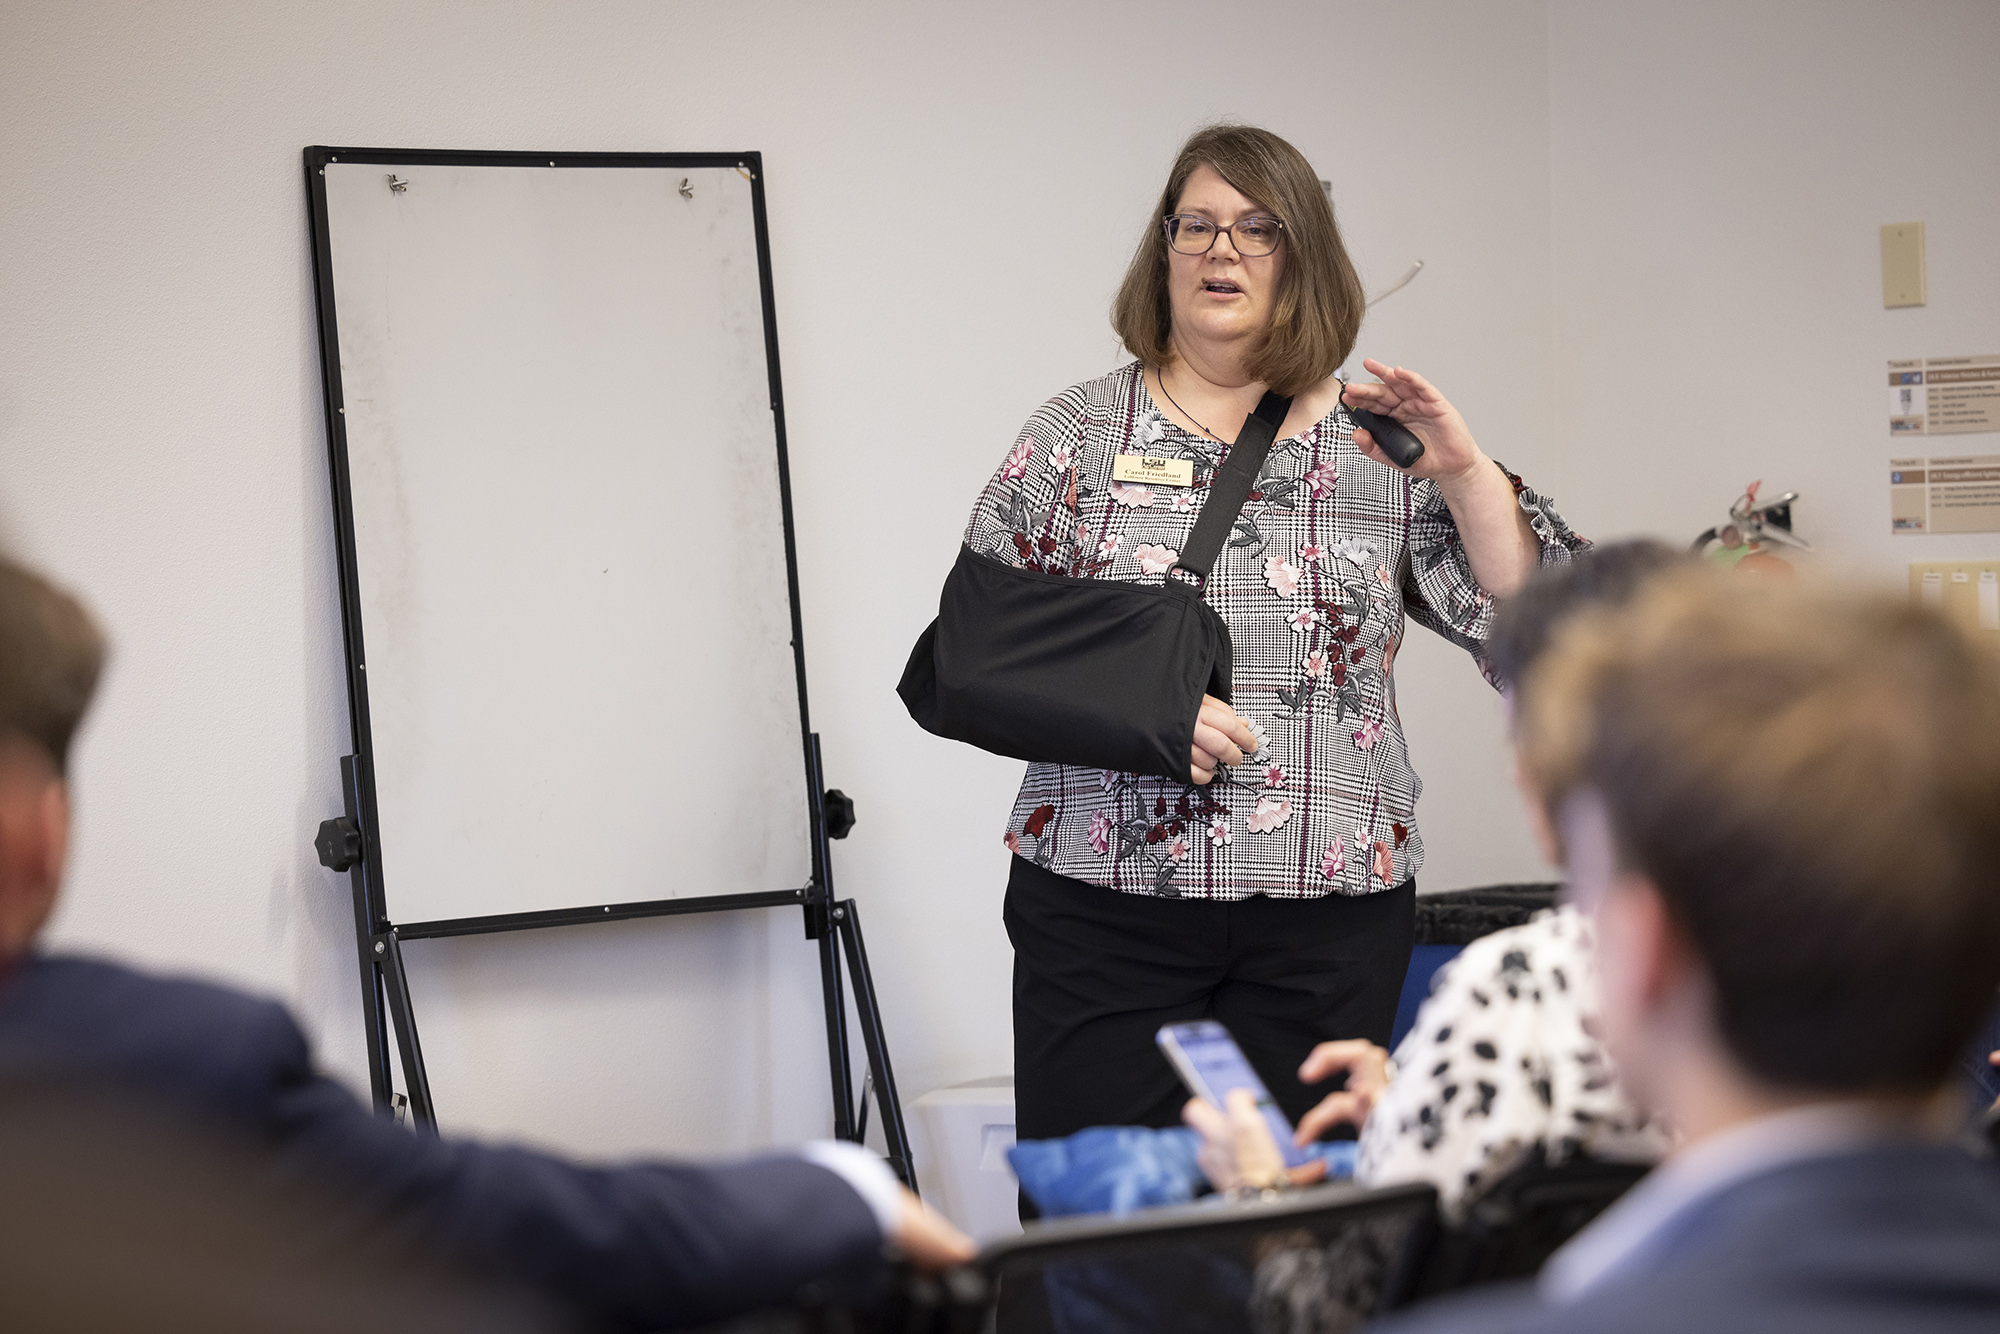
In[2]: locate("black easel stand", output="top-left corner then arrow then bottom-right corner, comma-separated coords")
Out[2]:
303,147 -> 913,1191
315,734 -> 917,1189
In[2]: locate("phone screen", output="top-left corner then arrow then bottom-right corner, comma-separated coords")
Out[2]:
1157,1020 -> 1309,1168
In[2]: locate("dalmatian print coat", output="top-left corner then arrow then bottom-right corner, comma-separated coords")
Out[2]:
1355,906 -> 1667,1221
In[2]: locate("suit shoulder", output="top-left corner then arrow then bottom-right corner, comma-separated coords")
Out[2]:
1,953 -> 309,1084
21,953 -> 294,1025
1371,1281 -> 1550,1334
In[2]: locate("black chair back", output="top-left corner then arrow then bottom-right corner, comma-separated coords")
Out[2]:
979,1180 -> 1438,1334
1383,1152 -> 1650,1308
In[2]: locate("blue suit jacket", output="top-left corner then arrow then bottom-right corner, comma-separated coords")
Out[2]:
0,954 -> 885,1330
1376,1141 -> 2000,1333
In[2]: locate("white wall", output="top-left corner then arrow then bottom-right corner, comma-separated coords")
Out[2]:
1,0 -> 1990,1166
1547,0 -> 2000,575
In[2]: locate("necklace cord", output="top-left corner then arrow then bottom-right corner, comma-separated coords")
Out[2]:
1156,365 -> 1224,444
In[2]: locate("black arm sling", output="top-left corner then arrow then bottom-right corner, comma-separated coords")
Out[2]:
897,390 -> 1292,782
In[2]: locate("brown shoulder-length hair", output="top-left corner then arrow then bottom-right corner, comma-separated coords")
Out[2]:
1112,124 -> 1365,396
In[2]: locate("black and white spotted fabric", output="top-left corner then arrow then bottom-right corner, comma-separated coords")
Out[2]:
1355,906 -> 1664,1220
965,362 -> 1586,900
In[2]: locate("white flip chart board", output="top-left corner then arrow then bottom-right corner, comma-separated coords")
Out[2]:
319,158 -> 811,924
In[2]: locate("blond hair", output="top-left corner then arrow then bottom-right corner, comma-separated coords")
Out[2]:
1519,569 -> 2000,1093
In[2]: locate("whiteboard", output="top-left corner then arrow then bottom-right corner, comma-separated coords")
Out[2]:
319,159 -> 811,924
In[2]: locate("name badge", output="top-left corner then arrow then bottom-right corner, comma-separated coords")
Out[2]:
1112,454 -> 1194,487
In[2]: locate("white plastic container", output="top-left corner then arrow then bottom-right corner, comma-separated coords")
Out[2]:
907,1076 -> 1022,1243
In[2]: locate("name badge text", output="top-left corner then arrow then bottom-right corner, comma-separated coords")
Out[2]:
1111,454 -> 1194,487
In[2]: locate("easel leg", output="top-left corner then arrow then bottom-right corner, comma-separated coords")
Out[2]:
833,899 -> 917,1192
373,930 -> 438,1133
816,913 -> 858,1142
365,962 -> 396,1108
339,756 -> 395,1111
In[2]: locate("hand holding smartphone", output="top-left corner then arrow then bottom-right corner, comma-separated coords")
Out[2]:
1156,1020 -> 1310,1168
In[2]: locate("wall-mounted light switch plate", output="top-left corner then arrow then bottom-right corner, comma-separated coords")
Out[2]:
1882,221 -> 1926,308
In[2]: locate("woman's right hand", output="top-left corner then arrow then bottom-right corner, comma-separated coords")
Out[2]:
1292,1039 -> 1394,1145
1192,694 -> 1258,784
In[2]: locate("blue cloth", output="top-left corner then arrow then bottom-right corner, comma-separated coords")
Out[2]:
1010,1125 -> 1358,1218
0,954 -> 885,1331
1372,1144 -> 2000,1334
1392,943 -> 1463,1051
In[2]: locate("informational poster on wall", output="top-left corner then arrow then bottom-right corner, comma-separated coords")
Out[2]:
1910,562 -> 2000,650
1891,455 -> 2000,534
1889,355 -> 2000,436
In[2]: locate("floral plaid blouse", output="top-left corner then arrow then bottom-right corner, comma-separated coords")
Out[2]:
967,363 -> 1585,901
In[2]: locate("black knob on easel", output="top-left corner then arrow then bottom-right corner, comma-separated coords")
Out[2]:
823,790 -> 856,840
316,817 -> 362,871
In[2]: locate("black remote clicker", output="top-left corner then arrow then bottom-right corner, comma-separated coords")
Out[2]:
1346,405 -> 1426,469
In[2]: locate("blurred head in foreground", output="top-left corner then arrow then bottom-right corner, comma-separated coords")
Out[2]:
1515,568 -> 2000,1119
0,554 -> 104,966
1484,538 -> 1690,868
0,561 -> 567,1331
1483,538 -> 1687,699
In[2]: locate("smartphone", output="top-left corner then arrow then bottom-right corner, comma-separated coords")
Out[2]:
1156,1020 -> 1310,1168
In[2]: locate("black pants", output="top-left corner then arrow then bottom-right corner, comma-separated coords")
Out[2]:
1006,856 -> 1415,1142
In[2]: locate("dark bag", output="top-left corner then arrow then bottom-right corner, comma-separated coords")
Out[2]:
897,391 -> 1291,782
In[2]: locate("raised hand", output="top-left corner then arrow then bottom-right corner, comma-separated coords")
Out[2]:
1342,358 -> 1540,596
1292,1039 -> 1394,1145
1342,357 -> 1485,486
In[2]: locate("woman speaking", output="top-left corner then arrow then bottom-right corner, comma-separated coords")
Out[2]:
947,125 -> 1583,1147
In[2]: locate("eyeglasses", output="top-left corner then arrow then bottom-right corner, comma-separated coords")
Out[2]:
1162,213 -> 1285,257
